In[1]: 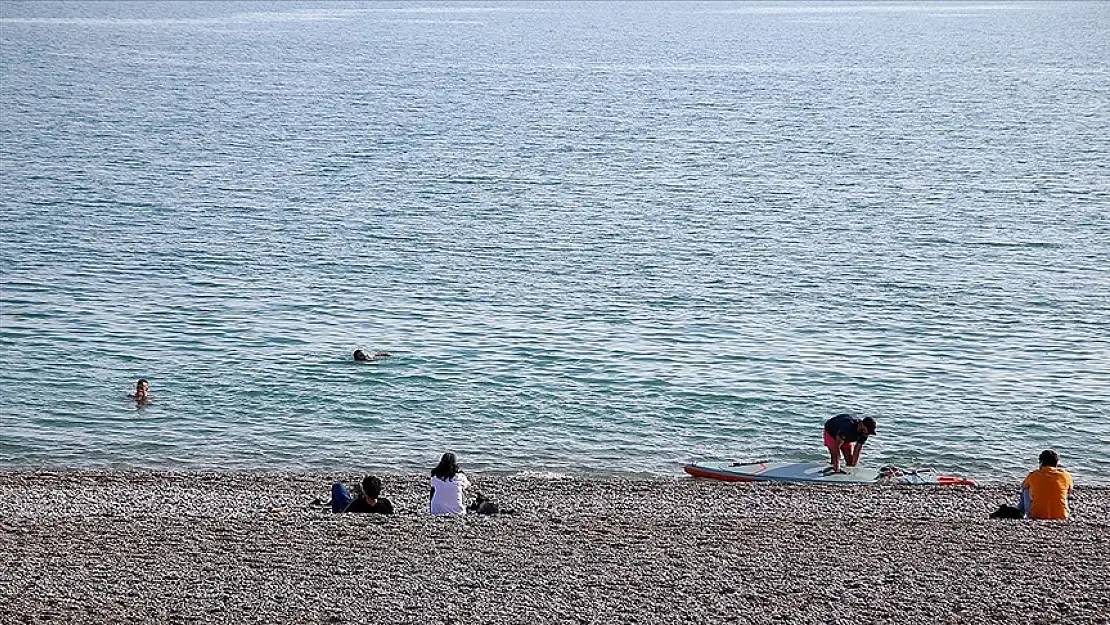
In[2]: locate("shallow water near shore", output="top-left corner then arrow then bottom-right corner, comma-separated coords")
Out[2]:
1,2 -> 1108,482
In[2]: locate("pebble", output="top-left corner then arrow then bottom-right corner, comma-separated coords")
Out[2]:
1,470 -> 1107,624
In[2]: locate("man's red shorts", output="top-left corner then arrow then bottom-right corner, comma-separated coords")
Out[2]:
823,430 -> 852,453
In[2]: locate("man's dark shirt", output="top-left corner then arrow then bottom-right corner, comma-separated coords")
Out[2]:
824,413 -> 868,444
344,497 -> 394,514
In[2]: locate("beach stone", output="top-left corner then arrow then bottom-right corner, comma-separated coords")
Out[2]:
0,471 -> 1108,624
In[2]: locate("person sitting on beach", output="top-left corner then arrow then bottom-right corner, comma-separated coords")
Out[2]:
330,475 -> 394,514
353,349 -> 391,362
1020,450 -> 1073,520
823,413 -> 876,473
429,452 -> 471,516
131,379 -> 151,404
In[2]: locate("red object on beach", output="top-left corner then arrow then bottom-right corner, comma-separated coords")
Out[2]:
683,463 -> 764,482
937,475 -> 978,486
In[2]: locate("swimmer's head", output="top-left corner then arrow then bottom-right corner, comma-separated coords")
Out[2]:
133,379 -> 150,402
353,349 -> 369,362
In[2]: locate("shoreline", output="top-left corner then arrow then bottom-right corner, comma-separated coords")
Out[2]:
1,463 -> 1097,487
2,471 -> 1109,624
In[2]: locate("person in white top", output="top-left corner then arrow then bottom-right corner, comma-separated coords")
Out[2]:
429,452 -> 471,516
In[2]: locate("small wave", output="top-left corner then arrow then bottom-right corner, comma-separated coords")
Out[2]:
965,240 -> 1064,249
917,237 -> 1063,249
370,20 -> 487,26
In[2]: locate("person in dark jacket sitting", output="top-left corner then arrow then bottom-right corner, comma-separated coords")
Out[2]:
823,413 -> 877,473
331,475 -> 394,514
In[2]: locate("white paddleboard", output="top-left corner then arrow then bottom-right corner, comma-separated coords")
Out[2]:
684,461 -> 975,486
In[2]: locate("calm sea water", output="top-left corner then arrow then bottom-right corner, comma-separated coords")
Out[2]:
1,1 -> 1108,483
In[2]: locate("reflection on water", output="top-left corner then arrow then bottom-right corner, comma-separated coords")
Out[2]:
1,2 -> 1107,482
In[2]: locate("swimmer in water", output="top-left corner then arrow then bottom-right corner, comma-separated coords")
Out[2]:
353,349 -> 391,362
131,379 -> 151,404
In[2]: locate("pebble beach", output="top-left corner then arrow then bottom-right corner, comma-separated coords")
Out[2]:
1,471 -> 1107,624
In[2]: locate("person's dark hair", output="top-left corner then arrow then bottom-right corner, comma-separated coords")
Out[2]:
431,452 -> 460,480
362,475 -> 382,499
137,379 -> 148,387
1039,449 -> 1059,467
353,349 -> 369,361
861,417 -> 877,435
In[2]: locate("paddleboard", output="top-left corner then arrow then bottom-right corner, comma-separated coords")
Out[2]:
683,461 -> 975,486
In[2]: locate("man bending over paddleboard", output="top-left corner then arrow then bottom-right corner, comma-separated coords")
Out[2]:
823,413 -> 876,473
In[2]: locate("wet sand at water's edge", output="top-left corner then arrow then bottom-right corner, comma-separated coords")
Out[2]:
1,471 -> 1107,624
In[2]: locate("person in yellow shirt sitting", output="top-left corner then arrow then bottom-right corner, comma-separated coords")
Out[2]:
1020,450 -> 1074,520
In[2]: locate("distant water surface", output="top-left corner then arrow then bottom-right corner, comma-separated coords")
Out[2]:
1,1 -> 1108,482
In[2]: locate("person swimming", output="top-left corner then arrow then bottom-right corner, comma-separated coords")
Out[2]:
131,379 -> 151,404
353,349 -> 391,362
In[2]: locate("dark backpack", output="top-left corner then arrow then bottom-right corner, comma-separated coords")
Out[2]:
989,504 -> 1023,519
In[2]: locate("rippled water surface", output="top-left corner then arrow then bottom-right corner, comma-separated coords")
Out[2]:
2,1 -> 1108,482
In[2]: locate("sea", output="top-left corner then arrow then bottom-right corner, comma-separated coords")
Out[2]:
1,1 -> 1108,483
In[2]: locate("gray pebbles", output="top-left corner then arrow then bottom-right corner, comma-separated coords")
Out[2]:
1,471 -> 1107,624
